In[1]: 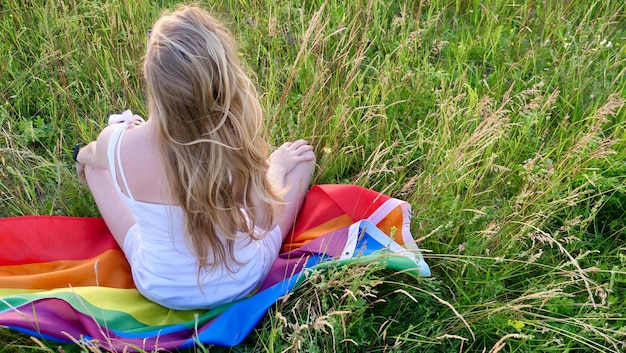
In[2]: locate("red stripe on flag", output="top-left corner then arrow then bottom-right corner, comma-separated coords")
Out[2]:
0,216 -> 118,265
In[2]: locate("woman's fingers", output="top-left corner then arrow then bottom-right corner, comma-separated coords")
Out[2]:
75,163 -> 87,185
290,139 -> 308,148
298,149 -> 316,161
281,140 -> 307,149
281,140 -> 312,153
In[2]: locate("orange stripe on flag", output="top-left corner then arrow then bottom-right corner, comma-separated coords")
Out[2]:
0,249 -> 134,289
281,214 -> 353,252
376,206 -> 406,245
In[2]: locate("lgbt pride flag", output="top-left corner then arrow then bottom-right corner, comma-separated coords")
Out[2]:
0,184 -> 429,351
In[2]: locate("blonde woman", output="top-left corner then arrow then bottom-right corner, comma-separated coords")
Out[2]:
75,5 -> 316,310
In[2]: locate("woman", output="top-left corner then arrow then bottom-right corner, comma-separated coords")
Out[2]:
76,5 -> 316,310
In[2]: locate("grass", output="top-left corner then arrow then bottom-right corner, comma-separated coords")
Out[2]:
1,0 -> 625,352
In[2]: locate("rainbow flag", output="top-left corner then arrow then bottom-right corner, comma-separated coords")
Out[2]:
0,184 -> 429,351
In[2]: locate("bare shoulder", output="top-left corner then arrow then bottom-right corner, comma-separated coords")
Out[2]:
115,122 -> 171,203
93,124 -> 123,169
95,124 -> 120,148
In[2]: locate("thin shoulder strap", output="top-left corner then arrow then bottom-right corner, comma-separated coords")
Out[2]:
107,124 -> 136,200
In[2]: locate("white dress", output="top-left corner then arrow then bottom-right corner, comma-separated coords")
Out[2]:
107,119 -> 282,310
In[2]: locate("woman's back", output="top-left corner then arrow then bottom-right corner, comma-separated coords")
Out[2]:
106,119 -> 283,309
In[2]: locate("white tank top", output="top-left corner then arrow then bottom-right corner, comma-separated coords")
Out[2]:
107,119 -> 281,310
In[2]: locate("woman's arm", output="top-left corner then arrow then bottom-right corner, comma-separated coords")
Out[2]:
76,124 -> 117,170
76,141 -> 98,166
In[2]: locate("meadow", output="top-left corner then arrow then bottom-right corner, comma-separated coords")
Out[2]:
1,0 -> 625,352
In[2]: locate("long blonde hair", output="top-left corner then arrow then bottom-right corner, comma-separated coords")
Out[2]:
143,5 -> 281,272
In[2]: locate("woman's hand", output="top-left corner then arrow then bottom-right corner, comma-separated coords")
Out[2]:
74,142 -> 97,183
268,140 -> 315,178
266,140 -> 316,236
75,161 -> 87,183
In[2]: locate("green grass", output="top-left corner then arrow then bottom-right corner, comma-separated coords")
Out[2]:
1,0 -> 625,352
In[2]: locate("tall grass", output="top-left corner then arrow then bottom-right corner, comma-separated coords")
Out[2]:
1,0 -> 625,352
